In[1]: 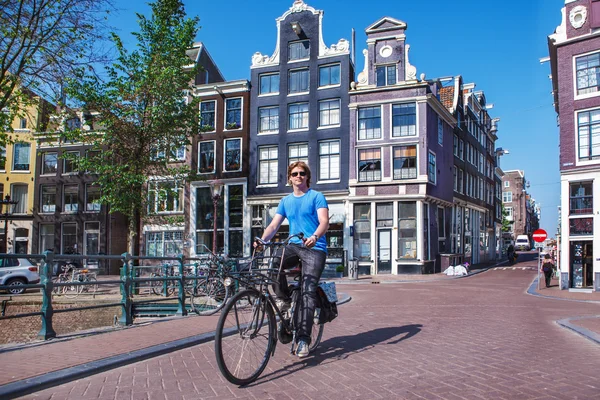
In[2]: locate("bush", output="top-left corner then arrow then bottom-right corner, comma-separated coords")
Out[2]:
335,265 -> 344,273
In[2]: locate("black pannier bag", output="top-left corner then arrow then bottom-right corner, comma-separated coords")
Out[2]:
315,285 -> 338,323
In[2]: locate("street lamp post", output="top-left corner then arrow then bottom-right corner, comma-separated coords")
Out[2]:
1,195 -> 19,253
208,180 -> 223,254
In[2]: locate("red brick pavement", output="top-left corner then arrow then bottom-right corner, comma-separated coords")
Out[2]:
13,264 -> 600,400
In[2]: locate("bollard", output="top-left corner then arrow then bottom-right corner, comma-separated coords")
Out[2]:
348,258 -> 359,280
37,251 -> 57,340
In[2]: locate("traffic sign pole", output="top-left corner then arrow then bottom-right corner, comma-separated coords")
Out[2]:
533,229 -> 548,290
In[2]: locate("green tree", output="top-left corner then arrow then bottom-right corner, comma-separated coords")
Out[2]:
64,0 -> 200,254
0,0 -> 114,133
501,204 -> 512,232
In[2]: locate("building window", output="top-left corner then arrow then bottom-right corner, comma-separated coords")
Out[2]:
288,103 -> 309,130
258,145 -> 278,185
199,100 -> 215,131
504,181 -> 510,187
570,218 -> 593,235
398,202 -> 417,259
453,135 -> 458,156
453,167 -> 458,191
148,181 -> 183,214
196,186 -> 224,254
41,152 -> 58,175
0,147 -> 5,170
505,206 -> 513,219
228,185 -> 244,257
438,207 -> 446,239
502,191 -> 513,203
288,143 -> 308,165
428,152 -> 436,184
353,203 -> 371,262
459,139 -> 464,159
576,52 -> 600,96
318,99 -> 340,127
458,168 -> 463,194
198,141 -> 215,173
358,148 -> 381,182
258,106 -> 279,133
63,151 -> 79,174
224,138 -> 241,171
438,117 -> 444,145
319,140 -> 340,181
288,69 -> 309,94
393,145 -> 417,180
259,73 -> 279,95
146,231 -> 183,257
319,64 -> 340,87
10,184 -> 27,214
358,106 -> 381,140
84,222 -> 100,262
40,185 -> 56,213
12,142 -> 30,171
225,98 -> 241,129
577,109 -> 600,160
86,184 -> 101,212
288,40 -> 309,61
40,224 -> 54,253
63,184 -> 78,212
61,223 -> 77,254
20,118 -> 27,129
570,181 -> 593,215
376,65 -> 396,87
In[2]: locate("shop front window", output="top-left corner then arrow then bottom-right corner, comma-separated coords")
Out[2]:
398,202 -> 417,260
353,203 -> 371,262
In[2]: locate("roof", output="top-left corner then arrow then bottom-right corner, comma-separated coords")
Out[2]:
439,86 -> 454,113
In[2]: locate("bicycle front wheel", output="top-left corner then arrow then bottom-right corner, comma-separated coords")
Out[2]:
191,277 -> 229,316
215,288 -> 276,386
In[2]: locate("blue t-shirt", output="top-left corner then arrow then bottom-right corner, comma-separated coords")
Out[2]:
276,189 -> 328,253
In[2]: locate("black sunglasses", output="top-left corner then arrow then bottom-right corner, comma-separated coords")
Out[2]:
291,171 -> 306,177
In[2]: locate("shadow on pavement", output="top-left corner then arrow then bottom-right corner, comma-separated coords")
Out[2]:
249,324 -> 423,386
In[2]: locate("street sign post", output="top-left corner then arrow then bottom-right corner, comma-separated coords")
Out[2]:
533,229 -> 548,290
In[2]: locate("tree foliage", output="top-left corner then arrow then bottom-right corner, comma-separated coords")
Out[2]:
501,204 -> 512,232
64,0 -> 200,252
0,0 -> 114,133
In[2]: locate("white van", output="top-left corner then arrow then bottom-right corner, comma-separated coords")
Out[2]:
515,235 -> 531,251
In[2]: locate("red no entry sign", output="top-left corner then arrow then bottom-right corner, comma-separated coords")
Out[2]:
532,229 -> 547,243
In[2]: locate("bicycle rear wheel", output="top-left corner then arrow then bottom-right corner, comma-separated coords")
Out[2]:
215,288 -> 276,385
310,321 -> 324,353
191,277 -> 229,316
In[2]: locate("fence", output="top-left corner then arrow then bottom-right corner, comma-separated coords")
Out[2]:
0,251 -> 225,341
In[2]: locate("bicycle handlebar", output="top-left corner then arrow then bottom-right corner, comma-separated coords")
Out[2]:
254,232 -> 304,247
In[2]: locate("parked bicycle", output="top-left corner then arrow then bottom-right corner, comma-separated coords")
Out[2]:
53,264 -> 98,298
214,233 -> 337,385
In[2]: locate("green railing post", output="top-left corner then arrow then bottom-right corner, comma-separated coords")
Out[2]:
118,253 -> 133,326
162,264 -> 168,296
37,251 -> 56,340
175,254 -> 186,316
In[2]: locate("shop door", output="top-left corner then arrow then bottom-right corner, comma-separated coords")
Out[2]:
377,229 -> 392,274
570,241 -> 593,288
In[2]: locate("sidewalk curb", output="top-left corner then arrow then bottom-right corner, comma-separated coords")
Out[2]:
0,294 -> 351,400
525,278 -> 600,346
556,316 -> 600,346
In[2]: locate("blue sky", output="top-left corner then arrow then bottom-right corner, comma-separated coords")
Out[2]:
110,0 -> 564,237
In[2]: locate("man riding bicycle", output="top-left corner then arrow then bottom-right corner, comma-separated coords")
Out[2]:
255,161 -> 329,358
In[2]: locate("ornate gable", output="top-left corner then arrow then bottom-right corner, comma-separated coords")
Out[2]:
365,17 -> 407,34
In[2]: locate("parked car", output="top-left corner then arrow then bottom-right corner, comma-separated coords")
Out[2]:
0,257 -> 40,294
515,235 -> 531,251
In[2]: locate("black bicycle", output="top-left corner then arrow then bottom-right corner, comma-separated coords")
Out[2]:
214,233 -> 326,385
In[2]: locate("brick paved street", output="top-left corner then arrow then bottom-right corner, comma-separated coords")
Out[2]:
13,259 -> 600,400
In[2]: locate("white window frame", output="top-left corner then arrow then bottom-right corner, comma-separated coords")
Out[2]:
288,142 -> 308,166
318,139 -> 340,182
428,151 -> 436,184
318,63 -> 341,88
198,140 -> 216,174
224,138 -> 242,172
224,97 -> 242,130
258,73 -> 280,96
199,100 -> 216,132
258,145 -> 278,185
258,106 -> 279,134
318,98 -> 340,128
148,180 -> 184,214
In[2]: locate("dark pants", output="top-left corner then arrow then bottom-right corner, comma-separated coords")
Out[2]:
273,244 -> 326,344
544,269 -> 553,287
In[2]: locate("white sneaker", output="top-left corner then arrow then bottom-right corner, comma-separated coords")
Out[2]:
296,340 -> 309,358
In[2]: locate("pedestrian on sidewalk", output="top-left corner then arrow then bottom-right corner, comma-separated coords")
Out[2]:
541,254 -> 555,288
